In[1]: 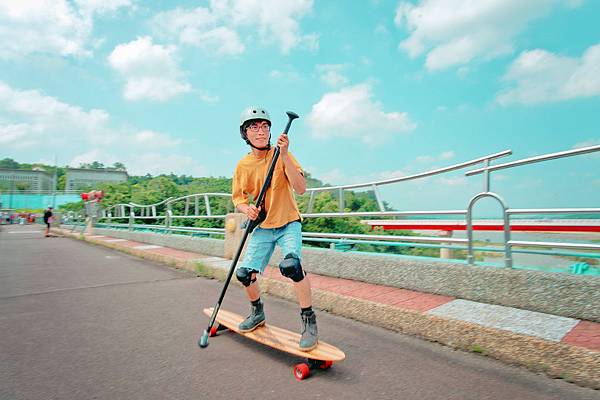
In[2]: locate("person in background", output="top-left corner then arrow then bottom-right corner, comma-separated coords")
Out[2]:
43,206 -> 53,237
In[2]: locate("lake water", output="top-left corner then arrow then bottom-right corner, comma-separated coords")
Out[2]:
449,230 -> 600,272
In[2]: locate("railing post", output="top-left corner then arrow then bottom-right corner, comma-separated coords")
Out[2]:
166,209 -> 172,234
307,191 -> 316,213
372,184 -> 385,212
466,206 -> 474,265
467,192 -> 512,268
204,194 -> 211,216
129,209 -> 135,231
439,230 -> 454,259
503,210 -> 513,269
484,159 -> 490,192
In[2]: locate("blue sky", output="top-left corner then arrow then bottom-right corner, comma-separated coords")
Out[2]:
0,0 -> 599,212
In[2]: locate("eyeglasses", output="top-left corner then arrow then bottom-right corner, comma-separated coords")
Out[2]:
248,123 -> 270,133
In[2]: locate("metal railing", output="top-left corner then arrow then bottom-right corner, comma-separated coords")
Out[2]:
464,144 -> 600,267
77,145 -> 600,271
303,150 -> 512,213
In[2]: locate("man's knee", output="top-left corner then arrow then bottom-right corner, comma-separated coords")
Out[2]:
279,253 -> 305,282
236,268 -> 257,287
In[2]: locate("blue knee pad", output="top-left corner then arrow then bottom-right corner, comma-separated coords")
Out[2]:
236,268 -> 257,287
279,253 -> 304,282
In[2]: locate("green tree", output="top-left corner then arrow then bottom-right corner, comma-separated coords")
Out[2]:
98,181 -> 132,205
15,182 -> 31,191
131,176 -> 180,205
113,162 -> 127,170
0,158 -> 20,169
79,161 -> 105,169
57,175 -> 67,190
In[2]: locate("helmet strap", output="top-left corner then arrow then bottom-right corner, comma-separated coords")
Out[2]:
246,136 -> 271,150
249,142 -> 271,151
241,126 -> 271,150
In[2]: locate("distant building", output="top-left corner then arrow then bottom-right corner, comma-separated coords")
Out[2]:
65,167 -> 128,191
0,168 -> 54,192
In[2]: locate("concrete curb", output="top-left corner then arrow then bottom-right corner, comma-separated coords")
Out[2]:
57,228 -> 600,390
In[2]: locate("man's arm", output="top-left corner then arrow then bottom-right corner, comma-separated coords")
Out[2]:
277,133 -> 306,195
282,154 -> 306,195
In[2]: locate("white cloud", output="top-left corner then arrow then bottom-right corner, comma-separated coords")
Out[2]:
199,93 -> 220,103
416,151 -> 455,164
394,0 -> 579,71
441,151 -> 455,159
0,81 -> 110,148
309,167 -> 409,187
437,176 -> 467,187
316,64 -> 349,87
0,81 -> 205,175
497,43 -> 600,105
70,150 -> 118,168
128,153 -> 207,176
108,36 -> 192,101
151,0 -> 316,55
573,139 -> 600,149
75,0 -> 134,14
151,8 -> 244,56
68,151 -> 208,176
269,69 -> 302,81
313,168 -> 346,185
133,130 -> 181,147
0,123 -> 38,148
0,0 -> 133,59
375,23 -> 389,35
307,84 -> 416,144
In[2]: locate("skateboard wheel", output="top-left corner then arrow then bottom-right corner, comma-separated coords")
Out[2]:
293,363 -> 311,381
209,326 -> 218,337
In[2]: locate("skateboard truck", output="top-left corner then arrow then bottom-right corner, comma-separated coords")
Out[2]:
293,359 -> 334,381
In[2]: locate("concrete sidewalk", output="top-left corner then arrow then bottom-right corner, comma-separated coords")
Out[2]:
56,228 -> 600,389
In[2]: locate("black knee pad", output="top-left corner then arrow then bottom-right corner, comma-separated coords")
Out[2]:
236,268 -> 257,287
279,253 -> 305,282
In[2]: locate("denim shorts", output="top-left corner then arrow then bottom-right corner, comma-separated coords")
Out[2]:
239,221 -> 302,274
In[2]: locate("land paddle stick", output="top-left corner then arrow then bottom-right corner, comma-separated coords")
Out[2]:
199,111 -> 300,348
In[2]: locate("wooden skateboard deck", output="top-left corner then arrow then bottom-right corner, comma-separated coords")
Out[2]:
203,307 -> 345,380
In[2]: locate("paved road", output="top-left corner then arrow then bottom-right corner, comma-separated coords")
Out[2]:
1,224 -> 598,400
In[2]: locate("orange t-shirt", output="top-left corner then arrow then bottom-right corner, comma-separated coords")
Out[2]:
232,148 -> 303,229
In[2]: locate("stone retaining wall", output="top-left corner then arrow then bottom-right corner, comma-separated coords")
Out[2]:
88,225 -> 600,322
92,228 -> 225,258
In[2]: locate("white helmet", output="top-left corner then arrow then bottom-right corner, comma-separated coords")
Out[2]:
239,106 -> 271,150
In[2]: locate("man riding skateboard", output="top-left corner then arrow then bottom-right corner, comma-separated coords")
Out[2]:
232,106 -> 318,351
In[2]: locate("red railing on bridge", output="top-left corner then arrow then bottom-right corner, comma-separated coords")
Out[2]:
364,219 -> 600,233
